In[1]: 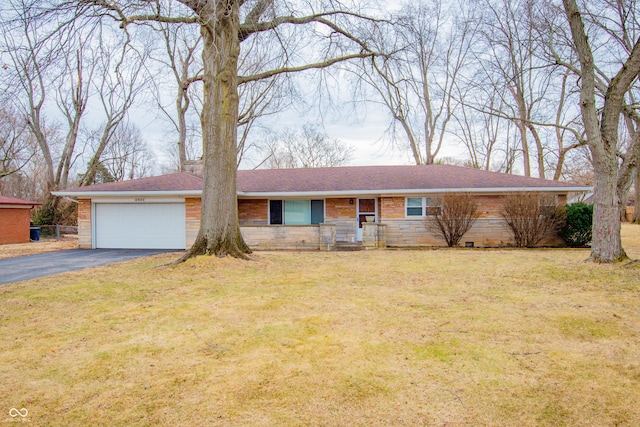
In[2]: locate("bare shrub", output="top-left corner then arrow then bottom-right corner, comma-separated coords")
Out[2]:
501,193 -> 566,248
426,193 -> 481,247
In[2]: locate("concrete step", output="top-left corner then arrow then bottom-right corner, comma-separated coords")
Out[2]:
334,241 -> 363,251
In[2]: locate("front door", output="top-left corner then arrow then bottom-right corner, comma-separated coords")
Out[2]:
356,198 -> 377,241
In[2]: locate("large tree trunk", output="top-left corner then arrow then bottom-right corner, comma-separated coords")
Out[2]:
562,0 -> 640,262
180,1 -> 251,260
634,166 -> 639,223
590,150 -> 627,262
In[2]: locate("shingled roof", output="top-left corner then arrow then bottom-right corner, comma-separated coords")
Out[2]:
58,172 -> 203,194
0,195 -> 41,207
54,165 -> 588,197
236,165 -> 583,193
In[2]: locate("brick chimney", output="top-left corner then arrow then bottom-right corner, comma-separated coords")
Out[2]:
184,159 -> 204,177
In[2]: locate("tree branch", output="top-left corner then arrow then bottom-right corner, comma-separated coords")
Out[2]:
239,52 -> 374,84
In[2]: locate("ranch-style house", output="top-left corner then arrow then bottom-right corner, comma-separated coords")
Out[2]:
53,164 -> 589,250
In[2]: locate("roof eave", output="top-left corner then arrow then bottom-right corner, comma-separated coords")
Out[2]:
238,186 -> 592,198
0,204 -> 40,209
52,190 -> 203,198
53,186 -> 591,199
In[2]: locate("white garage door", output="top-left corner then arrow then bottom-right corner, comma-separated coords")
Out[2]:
95,203 -> 186,249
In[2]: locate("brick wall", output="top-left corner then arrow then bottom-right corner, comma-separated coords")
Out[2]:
379,197 -> 405,219
77,199 -> 92,249
0,208 -> 31,244
324,198 -> 357,242
326,198 -> 356,219
380,194 -> 568,247
185,198 -> 201,247
383,217 -> 515,247
238,199 -> 268,225
185,198 -> 201,220
76,193 -> 568,250
475,195 -> 504,218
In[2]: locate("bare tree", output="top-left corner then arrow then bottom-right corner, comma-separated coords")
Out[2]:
153,21 -> 203,171
261,125 -> 354,168
455,0 -> 584,181
451,87 -> 522,173
0,107 -> 34,179
57,0 -> 377,259
425,192 -> 480,247
362,0 -> 476,165
1,0 -> 151,225
79,31 -> 152,186
1,3 -> 59,196
53,36 -> 96,190
236,33 -> 292,166
560,0 -> 640,262
476,0 -> 548,177
99,122 -> 156,181
501,192 -> 566,248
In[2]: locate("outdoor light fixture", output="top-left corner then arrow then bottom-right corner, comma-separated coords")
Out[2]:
349,199 -> 354,204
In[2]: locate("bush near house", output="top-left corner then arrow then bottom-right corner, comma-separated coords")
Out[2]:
501,192 -> 566,248
425,192 -> 480,247
560,202 -> 593,247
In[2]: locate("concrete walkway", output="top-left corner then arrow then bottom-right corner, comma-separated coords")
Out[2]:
0,249 -> 178,285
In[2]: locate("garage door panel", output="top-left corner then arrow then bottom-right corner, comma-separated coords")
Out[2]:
95,203 -> 186,249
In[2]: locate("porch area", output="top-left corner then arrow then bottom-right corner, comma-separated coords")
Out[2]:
239,223 -> 387,251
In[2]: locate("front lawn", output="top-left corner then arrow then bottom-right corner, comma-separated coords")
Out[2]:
1,224 -> 639,426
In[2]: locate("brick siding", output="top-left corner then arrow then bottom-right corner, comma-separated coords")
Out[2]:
76,192 -> 569,250
379,197 -> 405,219
77,199 -> 92,249
0,208 -> 32,244
238,199 -> 268,225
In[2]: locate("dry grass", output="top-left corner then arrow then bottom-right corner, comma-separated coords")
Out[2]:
0,224 -> 639,426
0,236 -> 78,260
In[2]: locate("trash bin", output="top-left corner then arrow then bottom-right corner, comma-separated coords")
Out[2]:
30,227 -> 41,241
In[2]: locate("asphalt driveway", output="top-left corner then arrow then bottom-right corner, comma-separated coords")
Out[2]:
0,249 -> 179,285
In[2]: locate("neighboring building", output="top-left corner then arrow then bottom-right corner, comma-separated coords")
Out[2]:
53,164 -> 590,250
0,196 -> 41,245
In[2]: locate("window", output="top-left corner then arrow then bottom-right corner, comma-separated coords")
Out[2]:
406,197 -> 441,217
269,200 -> 283,224
269,200 -> 324,225
538,195 -> 559,216
311,200 -> 324,224
406,197 -> 423,216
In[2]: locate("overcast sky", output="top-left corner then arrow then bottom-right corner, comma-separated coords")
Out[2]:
132,71 -> 464,173
126,0 -> 468,173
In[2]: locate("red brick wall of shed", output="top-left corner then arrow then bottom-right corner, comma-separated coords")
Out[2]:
0,208 -> 32,244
